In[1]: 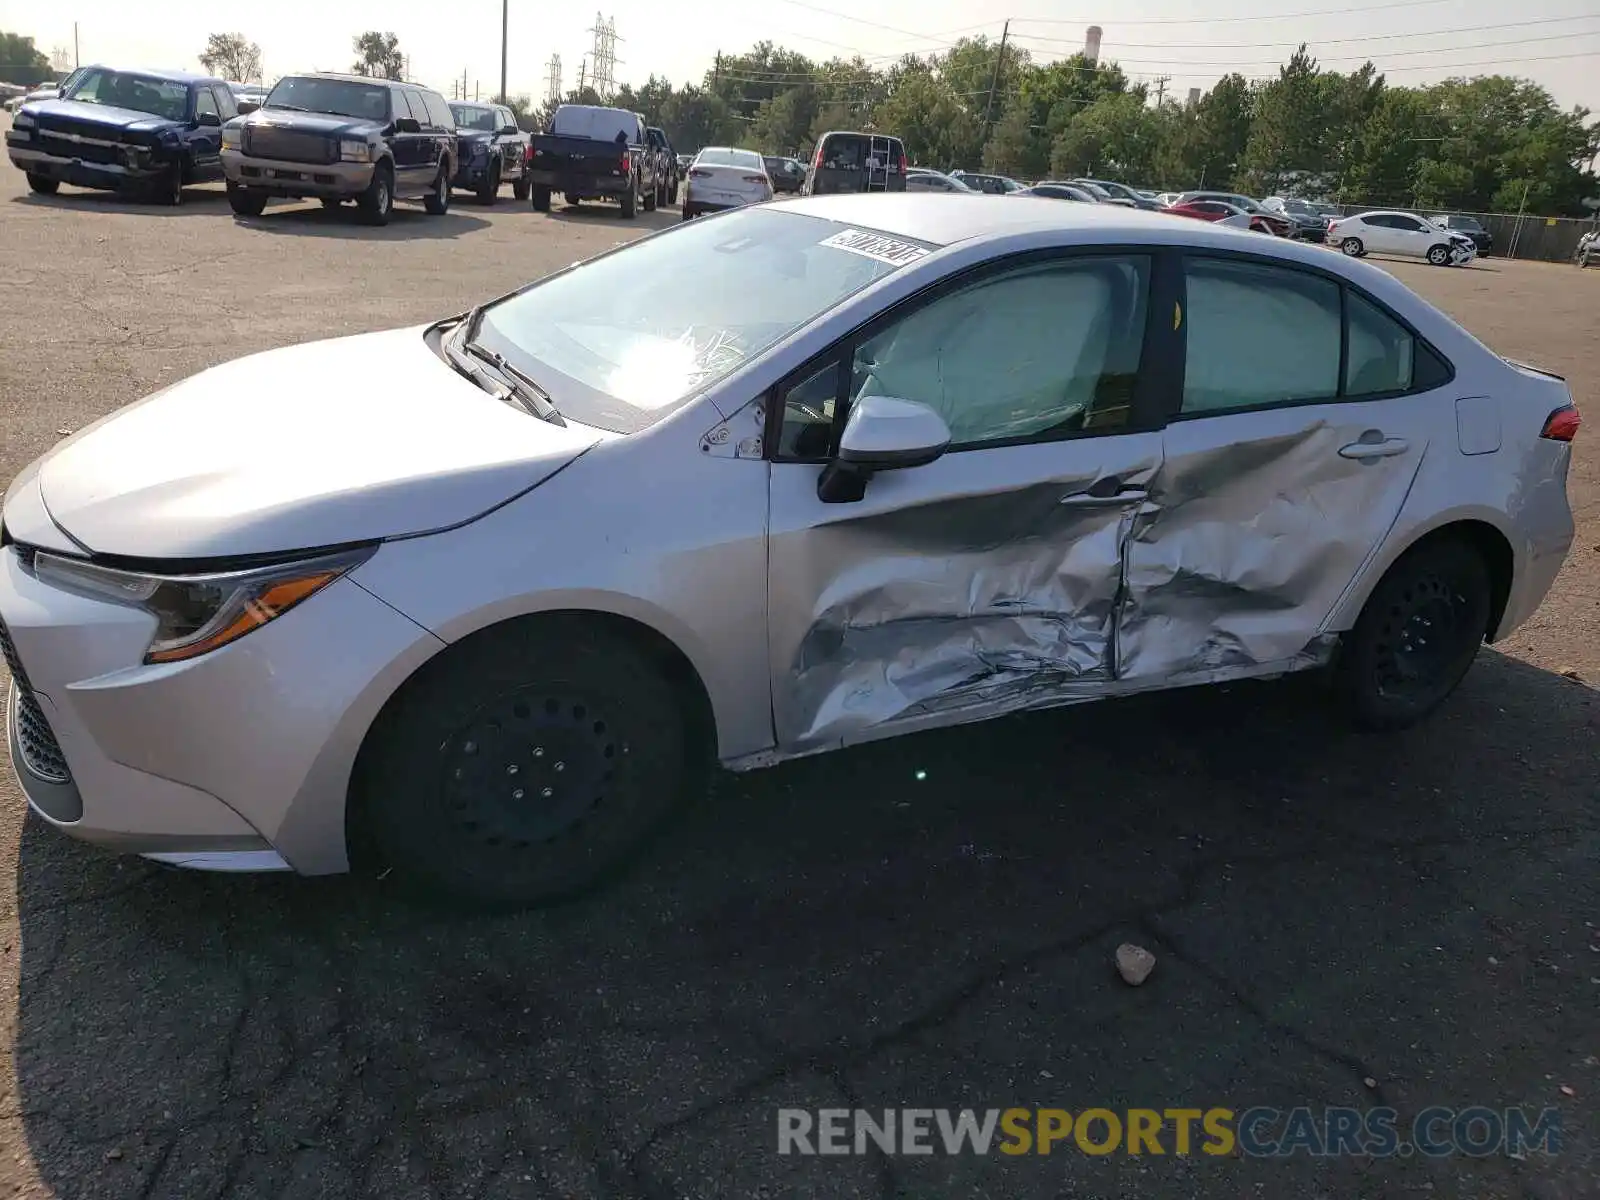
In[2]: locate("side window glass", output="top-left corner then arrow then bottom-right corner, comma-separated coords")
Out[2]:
194,88 -> 219,118
776,360 -> 842,460
214,86 -> 237,120
426,93 -> 456,130
1181,258 -> 1340,415
847,256 -> 1150,447
1346,292 -> 1416,397
392,90 -> 416,123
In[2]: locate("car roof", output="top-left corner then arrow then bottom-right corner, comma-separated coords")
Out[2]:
80,66 -> 222,85
767,194 -> 1363,265
289,72 -> 408,89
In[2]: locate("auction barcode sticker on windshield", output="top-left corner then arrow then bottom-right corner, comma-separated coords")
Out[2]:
818,229 -> 930,267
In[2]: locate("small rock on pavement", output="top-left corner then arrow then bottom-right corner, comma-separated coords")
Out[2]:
1559,1085 -> 1575,1097
1115,942 -> 1156,986
105,1148 -> 123,1162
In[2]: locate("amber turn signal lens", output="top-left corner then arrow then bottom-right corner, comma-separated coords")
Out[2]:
144,570 -> 340,664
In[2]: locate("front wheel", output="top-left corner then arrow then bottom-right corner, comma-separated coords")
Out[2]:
1426,244 -> 1452,266
358,163 -> 394,225
1333,537 -> 1491,731
1340,237 -> 1364,257
155,163 -> 183,206
25,173 -> 58,195
424,163 -> 451,215
226,181 -> 267,217
477,163 -> 499,206
356,620 -> 696,909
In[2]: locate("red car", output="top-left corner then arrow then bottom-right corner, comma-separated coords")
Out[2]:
1164,200 -> 1286,237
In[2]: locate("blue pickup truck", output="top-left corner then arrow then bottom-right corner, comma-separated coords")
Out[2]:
5,65 -> 235,205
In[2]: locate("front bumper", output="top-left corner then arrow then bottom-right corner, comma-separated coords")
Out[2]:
453,157 -> 493,188
0,542 -> 444,875
222,148 -> 374,197
6,138 -> 170,190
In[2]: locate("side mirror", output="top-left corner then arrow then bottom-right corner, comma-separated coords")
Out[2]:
394,117 -> 422,134
500,124 -> 519,135
196,111 -> 221,127
237,100 -> 259,115
817,395 -> 951,503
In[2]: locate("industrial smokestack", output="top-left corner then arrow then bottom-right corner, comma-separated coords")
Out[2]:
1187,86 -> 1201,106
1084,26 -> 1102,64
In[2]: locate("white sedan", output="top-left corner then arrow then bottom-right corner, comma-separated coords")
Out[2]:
0,197 -> 1578,908
1328,210 -> 1477,266
682,146 -> 772,219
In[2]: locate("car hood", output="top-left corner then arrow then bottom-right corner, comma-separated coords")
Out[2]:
27,98 -> 184,133
239,109 -> 387,139
33,327 -> 606,560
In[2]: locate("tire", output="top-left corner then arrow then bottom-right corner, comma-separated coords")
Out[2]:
1334,537 -> 1491,731
156,163 -> 183,206
681,206 -> 694,222
619,179 -> 637,219
643,180 -> 657,211
356,619 -> 696,909
25,173 -> 58,195
226,181 -> 267,217
1340,237 -> 1364,257
513,173 -> 531,201
357,162 -> 394,225
477,163 -> 499,206
1426,244 -> 1452,266
424,162 -> 450,215
531,184 -> 551,212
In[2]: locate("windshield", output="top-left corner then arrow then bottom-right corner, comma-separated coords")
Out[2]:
64,69 -> 189,121
1444,215 -> 1483,231
472,208 -> 936,433
450,103 -> 497,131
697,147 -> 762,169
266,76 -> 391,121
1282,199 -> 1315,214
1077,181 -> 1110,200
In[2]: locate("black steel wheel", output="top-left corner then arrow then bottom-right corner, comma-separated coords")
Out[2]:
1335,537 -> 1491,730
357,619 -> 698,909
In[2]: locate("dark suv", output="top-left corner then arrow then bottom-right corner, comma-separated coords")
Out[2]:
222,73 -> 458,225
449,101 -> 531,204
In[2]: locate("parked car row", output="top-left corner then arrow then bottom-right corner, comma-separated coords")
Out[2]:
5,67 -> 684,225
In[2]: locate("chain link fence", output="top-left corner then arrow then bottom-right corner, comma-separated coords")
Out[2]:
1326,204 -> 1600,263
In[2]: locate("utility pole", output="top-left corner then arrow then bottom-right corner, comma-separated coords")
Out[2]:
500,0 -> 509,103
73,23 -> 79,69
981,20 -> 1010,138
1153,74 -> 1169,105
713,51 -> 721,89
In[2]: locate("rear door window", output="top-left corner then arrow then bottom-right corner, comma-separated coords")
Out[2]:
420,91 -> 455,131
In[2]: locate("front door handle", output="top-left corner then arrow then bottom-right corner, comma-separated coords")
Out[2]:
1059,489 -> 1149,508
1339,436 -> 1410,460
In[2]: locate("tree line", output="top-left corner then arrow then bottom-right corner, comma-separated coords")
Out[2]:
583,38 -> 1597,217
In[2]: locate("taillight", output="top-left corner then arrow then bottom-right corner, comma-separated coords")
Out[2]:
742,175 -> 767,185
1541,405 -> 1581,442
618,150 -> 629,176
896,151 -> 906,176
524,144 -> 533,164
811,145 -> 823,170
689,168 -> 712,179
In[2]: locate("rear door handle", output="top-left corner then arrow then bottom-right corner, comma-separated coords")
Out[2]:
1059,488 -> 1149,508
1339,437 -> 1410,460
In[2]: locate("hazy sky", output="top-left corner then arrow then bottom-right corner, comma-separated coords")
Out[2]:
8,0 -> 1598,115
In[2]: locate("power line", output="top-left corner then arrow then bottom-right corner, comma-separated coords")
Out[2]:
1006,12 -> 1600,51
1009,0 -> 1466,24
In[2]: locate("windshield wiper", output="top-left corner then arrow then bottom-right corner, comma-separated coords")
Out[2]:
265,103 -> 309,111
444,326 -> 565,426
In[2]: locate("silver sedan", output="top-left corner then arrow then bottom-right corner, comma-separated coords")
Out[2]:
682,146 -> 771,219
1,196 -> 1580,907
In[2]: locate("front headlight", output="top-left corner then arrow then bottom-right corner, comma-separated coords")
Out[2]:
13,112 -> 35,130
340,139 -> 372,162
31,546 -> 375,664
221,126 -> 241,150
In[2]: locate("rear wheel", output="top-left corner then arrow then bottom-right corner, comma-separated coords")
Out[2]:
619,179 -> 637,218
25,173 -> 58,195
531,184 -> 551,211
513,173 -> 531,201
1334,537 -> 1491,731
477,162 -> 499,206
1340,237 -> 1364,257
643,180 -> 657,211
356,620 -> 696,909
424,162 -> 451,215
226,181 -> 267,217
358,162 -> 394,225
1426,244 -> 1452,266
681,205 -> 694,221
